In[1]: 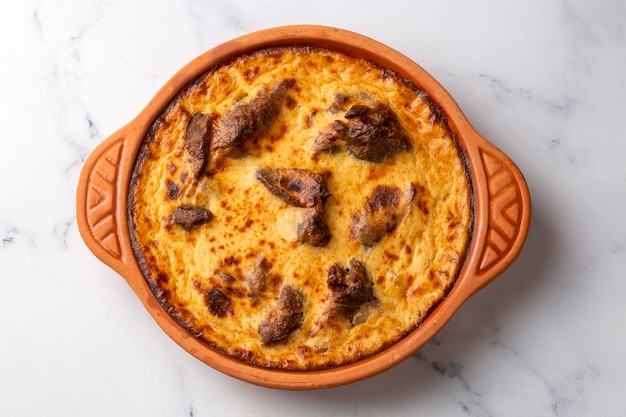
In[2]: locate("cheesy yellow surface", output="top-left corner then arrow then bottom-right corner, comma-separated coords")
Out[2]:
129,47 -> 472,370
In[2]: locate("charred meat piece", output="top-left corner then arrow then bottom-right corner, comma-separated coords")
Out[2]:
257,168 -> 332,246
312,120 -> 347,155
245,255 -> 271,297
327,259 -> 376,320
351,185 -> 414,247
258,285 -> 305,345
343,103 -> 411,162
166,179 -> 181,200
256,168 -> 330,209
185,112 -> 213,178
171,204 -> 213,230
278,285 -> 305,311
313,102 -> 410,162
212,79 -> 295,157
258,310 -> 304,345
205,286 -> 232,317
297,208 -> 331,247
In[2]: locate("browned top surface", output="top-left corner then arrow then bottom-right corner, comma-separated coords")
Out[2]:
129,46 -> 472,370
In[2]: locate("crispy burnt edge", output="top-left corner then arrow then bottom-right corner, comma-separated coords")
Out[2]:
414,88 -> 476,278
126,45 -> 476,371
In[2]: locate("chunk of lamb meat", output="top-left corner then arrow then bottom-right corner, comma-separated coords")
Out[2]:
343,103 -> 411,162
278,284 -> 305,311
296,208 -> 331,247
313,102 -> 411,162
258,311 -> 304,346
312,120 -> 347,154
245,255 -> 272,297
256,168 -> 332,246
171,204 -> 213,230
212,79 -> 295,157
258,285 -> 305,345
351,185 -> 414,247
185,112 -> 213,178
327,259 -> 376,320
255,168 -> 330,209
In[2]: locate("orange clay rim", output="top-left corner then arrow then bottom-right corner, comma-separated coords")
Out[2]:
76,25 -> 531,390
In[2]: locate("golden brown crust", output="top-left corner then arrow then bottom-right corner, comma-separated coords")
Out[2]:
128,46 -> 472,370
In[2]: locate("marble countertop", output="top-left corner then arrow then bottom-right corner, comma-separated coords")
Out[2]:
2,0 -> 625,415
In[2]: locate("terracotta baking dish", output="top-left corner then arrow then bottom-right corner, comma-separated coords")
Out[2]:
76,25 -> 530,390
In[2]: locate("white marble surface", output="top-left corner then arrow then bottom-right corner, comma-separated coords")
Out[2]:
1,0 -> 625,415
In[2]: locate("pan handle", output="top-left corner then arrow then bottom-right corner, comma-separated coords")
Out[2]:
76,125 -> 137,277
464,134 -> 532,294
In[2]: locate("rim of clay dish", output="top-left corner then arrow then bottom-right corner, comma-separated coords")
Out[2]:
76,25 -> 531,390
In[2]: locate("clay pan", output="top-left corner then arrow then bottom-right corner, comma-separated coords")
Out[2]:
76,25 -> 531,390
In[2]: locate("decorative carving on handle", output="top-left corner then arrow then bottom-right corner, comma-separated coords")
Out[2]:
85,140 -> 124,259
477,149 -> 523,273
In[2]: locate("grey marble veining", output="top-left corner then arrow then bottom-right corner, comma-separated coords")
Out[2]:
1,0 -> 625,416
